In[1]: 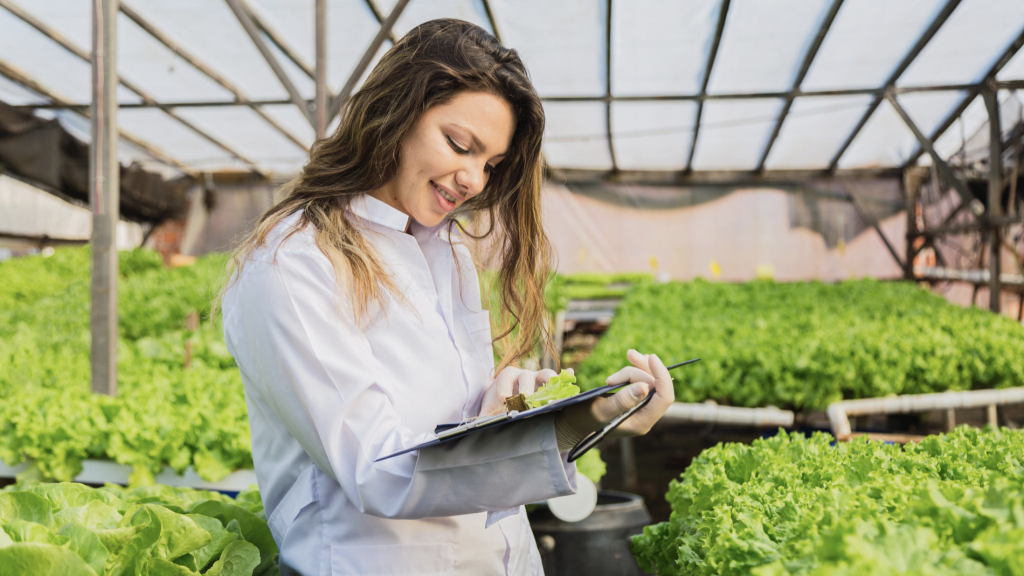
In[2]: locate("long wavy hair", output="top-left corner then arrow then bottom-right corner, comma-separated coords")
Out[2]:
225,18 -> 553,373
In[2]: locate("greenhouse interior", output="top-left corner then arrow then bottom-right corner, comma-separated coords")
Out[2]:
2,0 -> 1024,575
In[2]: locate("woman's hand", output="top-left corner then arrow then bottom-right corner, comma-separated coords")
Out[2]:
554,350 -> 674,449
480,366 -> 562,416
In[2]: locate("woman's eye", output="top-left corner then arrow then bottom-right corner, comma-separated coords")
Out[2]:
484,164 -> 495,173
446,136 -> 468,154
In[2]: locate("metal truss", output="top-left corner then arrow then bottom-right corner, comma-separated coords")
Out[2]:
1,0 -> 1023,185
0,0 -> 262,173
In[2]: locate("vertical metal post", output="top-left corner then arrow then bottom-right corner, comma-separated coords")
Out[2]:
90,0 -> 119,395
903,169 -> 920,279
314,0 -> 327,139
619,437 -> 638,492
983,86 -> 1002,313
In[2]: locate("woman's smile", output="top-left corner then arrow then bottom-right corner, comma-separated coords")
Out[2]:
431,180 -> 461,212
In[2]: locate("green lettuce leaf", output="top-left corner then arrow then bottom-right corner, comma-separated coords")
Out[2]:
204,540 -> 261,576
525,370 -> 580,408
51,500 -> 124,532
0,542 -> 99,576
0,491 -> 52,525
59,523 -> 110,576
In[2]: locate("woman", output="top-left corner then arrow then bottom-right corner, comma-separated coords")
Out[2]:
221,19 -> 675,576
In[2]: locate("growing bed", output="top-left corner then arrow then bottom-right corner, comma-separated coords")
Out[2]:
0,248 -> 251,486
577,279 -> 1024,412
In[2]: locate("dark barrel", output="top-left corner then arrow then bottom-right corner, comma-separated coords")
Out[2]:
528,490 -> 652,576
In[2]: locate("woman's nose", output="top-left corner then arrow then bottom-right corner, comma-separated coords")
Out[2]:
455,163 -> 487,198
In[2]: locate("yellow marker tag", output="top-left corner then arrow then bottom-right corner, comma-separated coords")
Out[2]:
649,256 -> 659,270
709,261 -> 722,278
838,239 -> 846,255
579,248 -> 587,263
755,264 -> 775,281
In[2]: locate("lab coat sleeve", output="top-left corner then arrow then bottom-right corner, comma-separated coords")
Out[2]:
225,248 -> 577,520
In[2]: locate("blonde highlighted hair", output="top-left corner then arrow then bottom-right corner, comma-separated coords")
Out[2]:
225,19 -> 554,373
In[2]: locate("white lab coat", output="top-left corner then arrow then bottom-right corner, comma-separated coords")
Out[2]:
222,194 -> 577,576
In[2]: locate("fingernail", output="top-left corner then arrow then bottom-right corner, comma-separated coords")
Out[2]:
630,384 -> 644,401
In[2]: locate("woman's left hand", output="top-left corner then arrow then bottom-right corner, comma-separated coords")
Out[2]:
480,366 -> 562,416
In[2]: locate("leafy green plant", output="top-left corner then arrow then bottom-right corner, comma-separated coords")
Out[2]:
0,481 -> 276,575
525,370 -> 580,408
575,449 -> 606,485
631,427 -> 1024,576
561,272 -> 652,302
578,279 -> 1024,411
0,248 -> 249,484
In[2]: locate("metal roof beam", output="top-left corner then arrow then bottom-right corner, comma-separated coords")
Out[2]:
0,0 -> 263,172
549,166 -> 902,186
119,3 -> 308,151
541,81 -> 1024,102
757,0 -> 844,173
903,24 -> 1024,168
686,0 -> 730,171
21,99 -> 294,110
481,0 -> 503,42
225,0 -> 315,128
328,0 -> 410,123
886,91 -> 971,205
0,58 -> 195,176
249,7 -> 316,80
827,0 -> 962,172
364,0 -> 400,44
605,0 -> 617,172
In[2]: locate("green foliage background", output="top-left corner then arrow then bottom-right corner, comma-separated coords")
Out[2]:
0,248 -> 250,484
631,427 -> 1024,576
0,481 -> 276,575
577,279 -> 1024,411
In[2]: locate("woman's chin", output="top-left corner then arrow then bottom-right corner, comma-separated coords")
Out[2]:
412,211 -> 446,228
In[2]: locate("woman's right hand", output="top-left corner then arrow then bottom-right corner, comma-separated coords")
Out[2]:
554,350 -> 674,449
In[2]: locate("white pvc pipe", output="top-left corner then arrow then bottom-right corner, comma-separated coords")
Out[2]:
827,387 -> 1024,438
660,402 -> 795,427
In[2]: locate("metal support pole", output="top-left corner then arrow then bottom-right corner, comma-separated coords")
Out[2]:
315,0 -> 327,139
619,437 -> 638,492
983,86 -> 1003,313
328,0 -> 411,122
90,0 -> 118,395
904,169 -> 920,279
604,0 -> 617,172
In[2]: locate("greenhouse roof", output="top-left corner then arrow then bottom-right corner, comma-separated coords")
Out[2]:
1,0 -> 1024,181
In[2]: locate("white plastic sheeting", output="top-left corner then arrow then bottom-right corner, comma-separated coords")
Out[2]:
0,0 -> 1023,177
0,175 -> 143,248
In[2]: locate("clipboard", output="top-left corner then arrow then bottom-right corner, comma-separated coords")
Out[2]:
375,358 -> 700,462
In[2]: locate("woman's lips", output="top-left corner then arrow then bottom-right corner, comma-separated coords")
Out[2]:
431,181 -> 456,212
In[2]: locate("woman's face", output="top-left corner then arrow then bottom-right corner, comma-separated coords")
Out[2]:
373,91 -> 516,228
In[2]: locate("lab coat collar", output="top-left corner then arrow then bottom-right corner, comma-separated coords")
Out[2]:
349,194 -> 411,232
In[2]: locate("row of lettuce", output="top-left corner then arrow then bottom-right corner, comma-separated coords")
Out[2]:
4,246 -> 1023,483
631,426 -> 1024,576
0,481 -> 276,576
0,248 -> 250,484
0,247 -> 617,485
576,278 -> 1024,411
